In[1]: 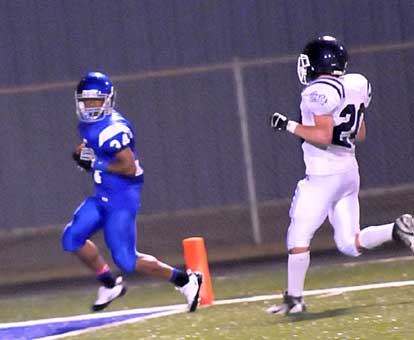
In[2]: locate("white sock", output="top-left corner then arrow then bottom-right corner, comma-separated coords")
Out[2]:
287,251 -> 310,297
358,223 -> 394,249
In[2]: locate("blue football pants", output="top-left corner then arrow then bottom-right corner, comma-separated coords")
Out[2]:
62,185 -> 142,273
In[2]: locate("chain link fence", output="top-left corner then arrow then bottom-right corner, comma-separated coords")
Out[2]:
1,41 -> 414,284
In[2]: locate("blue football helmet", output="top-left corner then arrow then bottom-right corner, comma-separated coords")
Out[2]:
75,72 -> 115,122
297,36 -> 348,85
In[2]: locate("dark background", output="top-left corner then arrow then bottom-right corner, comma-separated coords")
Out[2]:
1,0 -> 413,284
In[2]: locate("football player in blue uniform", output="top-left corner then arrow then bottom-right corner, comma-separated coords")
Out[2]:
267,36 -> 414,315
62,72 -> 202,312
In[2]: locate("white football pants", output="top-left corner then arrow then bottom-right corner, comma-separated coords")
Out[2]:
287,167 -> 361,257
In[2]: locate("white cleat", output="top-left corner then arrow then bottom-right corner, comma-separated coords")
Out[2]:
92,276 -> 127,311
178,270 -> 203,312
393,214 -> 414,253
266,291 -> 306,315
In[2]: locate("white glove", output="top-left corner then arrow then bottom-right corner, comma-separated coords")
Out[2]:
79,147 -> 96,162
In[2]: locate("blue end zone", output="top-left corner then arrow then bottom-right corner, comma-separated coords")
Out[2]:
0,306 -> 182,340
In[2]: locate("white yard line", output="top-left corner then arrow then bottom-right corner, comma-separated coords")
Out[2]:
213,280 -> 414,305
36,309 -> 186,340
2,280 -> 414,339
0,304 -> 186,328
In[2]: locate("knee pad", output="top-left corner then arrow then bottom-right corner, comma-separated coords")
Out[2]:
61,223 -> 85,252
336,238 -> 361,257
287,225 -> 312,251
112,250 -> 138,273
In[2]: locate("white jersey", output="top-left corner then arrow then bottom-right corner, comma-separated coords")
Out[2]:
300,73 -> 372,175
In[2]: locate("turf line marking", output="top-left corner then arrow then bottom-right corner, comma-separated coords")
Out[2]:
0,305 -> 188,340
3,280 -> 414,340
214,280 -> 414,306
343,255 -> 414,267
37,309 -> 185,340
0,304 -> 185,328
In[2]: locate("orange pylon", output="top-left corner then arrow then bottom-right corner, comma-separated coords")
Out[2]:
182,237 -> 214,305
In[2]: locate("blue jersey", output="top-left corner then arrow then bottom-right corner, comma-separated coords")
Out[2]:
78,111 -> 144,195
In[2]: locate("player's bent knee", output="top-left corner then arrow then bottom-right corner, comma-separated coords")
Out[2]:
61,224 -> 84,252
112,253 -> 138,273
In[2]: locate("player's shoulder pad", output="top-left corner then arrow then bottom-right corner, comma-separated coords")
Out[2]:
344,73 -> 372,107
343,73 -> 369,85
304,76 -> 345,101
302,77 -> 344,114
98,122 -> 133,147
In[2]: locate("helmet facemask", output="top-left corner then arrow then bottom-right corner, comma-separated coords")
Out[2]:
297,54 -> 311,85
75,87 -> 115,122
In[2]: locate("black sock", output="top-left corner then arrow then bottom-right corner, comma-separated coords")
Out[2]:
169,268 -> 189,287
97,270 -> 116,288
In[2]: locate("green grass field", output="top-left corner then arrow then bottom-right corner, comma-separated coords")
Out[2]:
2,256 -> 414,339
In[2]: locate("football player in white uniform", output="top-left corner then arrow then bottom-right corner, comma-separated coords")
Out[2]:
267,36 -> 414,315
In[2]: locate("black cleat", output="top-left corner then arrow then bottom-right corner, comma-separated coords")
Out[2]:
392,214 -> 414,253
266,291 -> 306,315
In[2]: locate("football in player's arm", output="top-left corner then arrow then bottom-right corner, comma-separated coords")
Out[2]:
267,36 -> 414,315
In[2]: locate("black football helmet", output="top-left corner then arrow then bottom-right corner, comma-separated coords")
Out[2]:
297,36 -> 348,85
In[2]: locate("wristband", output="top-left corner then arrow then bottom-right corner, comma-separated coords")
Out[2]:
93,159 -> 109,172
286,120 -> 298,134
